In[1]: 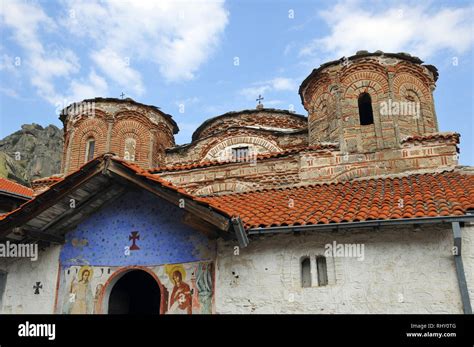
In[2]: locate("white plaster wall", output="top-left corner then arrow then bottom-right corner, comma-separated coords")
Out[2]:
215,224 -> 464,314
462,223 -> 474,309
0,245 -> 60,314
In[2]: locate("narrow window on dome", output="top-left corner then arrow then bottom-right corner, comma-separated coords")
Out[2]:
85,137 -> 95,162
124,138 -> 137,161
358,92 -> 374,125
316,256 -> 328,286
301,257 -> 311,288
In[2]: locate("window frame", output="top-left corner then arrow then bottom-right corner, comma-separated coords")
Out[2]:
358,92 -> 374,126
85,137 -> 96,162
232,146 -> 250,161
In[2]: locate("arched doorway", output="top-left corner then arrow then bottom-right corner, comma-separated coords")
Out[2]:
108,270 -> 161,314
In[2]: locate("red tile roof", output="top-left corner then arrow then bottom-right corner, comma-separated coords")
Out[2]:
402,132 -> 460,144
0,155 -> 230,227
32,176 -> 64,184
201,171 -> 474,229
1,155 -> 473,231
0,177 -> 33,198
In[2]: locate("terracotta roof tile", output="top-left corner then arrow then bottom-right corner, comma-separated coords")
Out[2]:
401,132 -> 460,144
0,178 -> 33,198
201,171 -> 474,229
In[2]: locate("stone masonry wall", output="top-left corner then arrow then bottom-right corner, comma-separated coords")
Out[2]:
159,136 -> 459,195
302,55 -> 438,152
166,126 -> 308,165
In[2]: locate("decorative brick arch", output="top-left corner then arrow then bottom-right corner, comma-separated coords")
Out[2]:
309,91 -> 336,143
303,73 -> 332,110
97,266 -> 168,314
202,136 -> 282,160
115,111 -> 175,146
393,61 -> 435,89
342,75 -> 388,152
69,116 -> 108,172
392,73 -> 431,100
392,73 -> 435,135
111,118 -> 152,167
193,181 -> 256,196
342,70 -> 388,98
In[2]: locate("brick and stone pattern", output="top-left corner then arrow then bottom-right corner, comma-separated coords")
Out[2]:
299,52 -> 439,153
166,109 -> 308,164
44,52 -> 460,200
157,134 -> 459,195
60,98 -> 177,174
166,127 -> 308,165
193,109 -> 307,141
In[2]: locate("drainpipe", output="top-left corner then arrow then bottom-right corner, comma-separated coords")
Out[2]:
232,217 -> 249,248
452,222 -> 472,314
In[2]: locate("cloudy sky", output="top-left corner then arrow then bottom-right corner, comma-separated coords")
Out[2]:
0,0 -> 473,164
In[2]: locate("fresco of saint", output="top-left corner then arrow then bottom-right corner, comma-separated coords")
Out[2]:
69,266 -> 93,314
168,267 -> 192,314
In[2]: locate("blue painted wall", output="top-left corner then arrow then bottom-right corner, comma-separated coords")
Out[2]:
60,189 -> 216,266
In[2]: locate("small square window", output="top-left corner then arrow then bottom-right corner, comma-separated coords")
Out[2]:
232,146 -> 249,160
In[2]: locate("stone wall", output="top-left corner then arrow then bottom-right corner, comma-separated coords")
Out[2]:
192,109 -> 307,141
165,128 -> 308,165
158,135 -> 459,195
301,53 -> 438,152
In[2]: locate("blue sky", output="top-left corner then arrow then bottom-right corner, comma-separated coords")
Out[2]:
0,0 -> 473,164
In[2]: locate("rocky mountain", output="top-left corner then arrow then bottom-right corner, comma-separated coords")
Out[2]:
0,124 -> 63,185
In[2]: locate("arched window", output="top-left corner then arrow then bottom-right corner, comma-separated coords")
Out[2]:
316,256 -> 328,286
301,257 -> 311,288
358,93 -> 374,125
85,137 -> 95,162
124,138 -> 136,161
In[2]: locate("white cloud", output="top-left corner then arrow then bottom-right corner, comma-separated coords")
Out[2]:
0,1 -> 107,104
63,0 -> 229,84
239,77 -> 297,99
175,97 -> 200,107
0,86 -> 19,98
67,70 -> 109,103
301,1 -> 474,59
91,49 -> 144,96
1,0 -> 228,104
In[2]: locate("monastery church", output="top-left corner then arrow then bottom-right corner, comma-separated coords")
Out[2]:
0,51 -> 473,314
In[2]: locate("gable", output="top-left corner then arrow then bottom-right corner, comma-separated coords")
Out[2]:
0,155 -> 234,246
60,189 -> 215,267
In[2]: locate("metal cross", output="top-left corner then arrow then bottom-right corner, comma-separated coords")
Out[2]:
256,94 -> 264,105
120,92 -> 125,99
